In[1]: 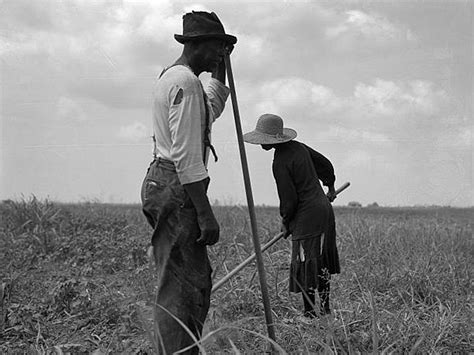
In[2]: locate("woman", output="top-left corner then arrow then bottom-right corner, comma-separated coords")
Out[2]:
244,114 -> 340,320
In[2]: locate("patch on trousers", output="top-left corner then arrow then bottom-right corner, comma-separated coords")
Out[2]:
173,88 -> 184,105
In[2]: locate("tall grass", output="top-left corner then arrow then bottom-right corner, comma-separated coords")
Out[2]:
208,206 -> 473,353
0,198 -> 472,353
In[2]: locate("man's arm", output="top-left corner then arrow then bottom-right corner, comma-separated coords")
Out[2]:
211,45 -> 233,84
167,74 -> 219,245
185,46 -> 234,245
183,179 -> 219,246
212,58 -> 226,84
206,54 -> 231,122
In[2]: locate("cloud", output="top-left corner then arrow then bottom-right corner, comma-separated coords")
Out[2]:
352,79 -> 450,118
436,125 -> 473,149
345,78 -> 464,148
183,4 -> 211,13
256,77 -> 343,116
117,122 -> 149,142
317,126 -> 392,145
232,33 -> 265,59
1,0 -> 180,110
343,149 -> 372,168
253,76 -> 451,127
326,10 -> 415,46
248,75 -> 462,154
456,129 -> 473,147
217,2 -> 337,81
56,96 -> 86,122
110,0 -> 181,46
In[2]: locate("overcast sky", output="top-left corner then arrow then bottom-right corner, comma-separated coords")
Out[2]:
1,0 -> 472,207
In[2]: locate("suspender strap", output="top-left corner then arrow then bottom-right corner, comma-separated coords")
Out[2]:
201,89 -> 218,163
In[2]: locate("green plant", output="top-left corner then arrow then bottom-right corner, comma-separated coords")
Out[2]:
1,201 -> 472,353
1,196 -> 62,254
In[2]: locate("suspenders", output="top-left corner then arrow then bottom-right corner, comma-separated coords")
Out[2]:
154,65 -> 218,163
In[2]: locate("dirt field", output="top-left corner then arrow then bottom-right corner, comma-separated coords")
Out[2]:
1,198 -> 472,353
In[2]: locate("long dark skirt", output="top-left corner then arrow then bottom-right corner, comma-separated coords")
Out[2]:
289,228 -> 340,293
289,235 -> 324,293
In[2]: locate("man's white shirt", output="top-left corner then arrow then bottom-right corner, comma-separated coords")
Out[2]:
152,65 -> 230,185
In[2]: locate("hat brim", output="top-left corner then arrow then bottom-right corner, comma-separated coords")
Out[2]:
174,33 -> 237,45
243,128 -> 297,145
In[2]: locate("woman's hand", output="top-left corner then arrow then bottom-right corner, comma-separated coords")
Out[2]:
281,222 -> 291,239
327,185 -> 337,202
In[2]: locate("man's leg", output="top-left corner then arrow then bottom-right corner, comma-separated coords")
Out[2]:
142,163 -> 212,353
153,207 -> 212,354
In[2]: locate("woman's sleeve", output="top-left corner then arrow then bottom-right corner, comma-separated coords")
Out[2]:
272,161 -> 298,228
305,144 -> 336,187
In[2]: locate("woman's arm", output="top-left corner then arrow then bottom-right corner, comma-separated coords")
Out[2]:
273,162 -> 298,230
304,144 -> 337,201
304,144 -> 336,187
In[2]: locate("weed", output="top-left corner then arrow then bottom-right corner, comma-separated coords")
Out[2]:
0,200 -> 472,353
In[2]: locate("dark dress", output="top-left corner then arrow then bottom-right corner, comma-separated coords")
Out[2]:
272,140 -> 340,293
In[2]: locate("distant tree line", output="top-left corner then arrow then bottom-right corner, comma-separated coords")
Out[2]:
347,201 -> 379,208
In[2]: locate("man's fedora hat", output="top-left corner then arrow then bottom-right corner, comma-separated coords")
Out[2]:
174,11 -> 237,45
244,114 -> 297,145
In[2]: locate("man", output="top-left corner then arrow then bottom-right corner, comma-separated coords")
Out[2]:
140,11 -> 236,354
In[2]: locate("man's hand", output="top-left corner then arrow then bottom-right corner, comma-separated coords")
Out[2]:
212,45 -> 234,83
212,57 -> 226,83
225,44 -> 234,56
281,222 -> 291,239
196,212 -> 220,246
183,179 -> 220,246
326,185 -> 337,202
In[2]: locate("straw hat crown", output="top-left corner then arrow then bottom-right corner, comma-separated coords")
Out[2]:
243,114 -> 297,145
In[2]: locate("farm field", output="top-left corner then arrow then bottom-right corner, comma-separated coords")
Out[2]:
0,198 -> 472,353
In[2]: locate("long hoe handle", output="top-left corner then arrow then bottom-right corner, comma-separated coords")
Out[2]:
223,54 -> 277,343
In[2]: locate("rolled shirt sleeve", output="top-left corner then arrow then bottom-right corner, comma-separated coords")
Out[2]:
205,78 -> 230,122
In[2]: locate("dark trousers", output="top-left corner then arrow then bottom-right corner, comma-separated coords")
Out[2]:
141,159 -> 211,354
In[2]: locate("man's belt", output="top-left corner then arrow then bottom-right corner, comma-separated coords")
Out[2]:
156,157 -> 176,171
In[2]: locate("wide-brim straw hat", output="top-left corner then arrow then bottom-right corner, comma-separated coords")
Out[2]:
243,114 -> 297,145
175,11 -> 237,45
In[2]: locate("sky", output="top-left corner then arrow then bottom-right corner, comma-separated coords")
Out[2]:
1,0 -> 472,207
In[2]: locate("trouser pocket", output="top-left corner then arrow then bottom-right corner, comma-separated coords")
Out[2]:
141,162 -> 184,228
